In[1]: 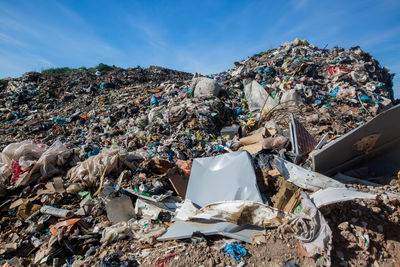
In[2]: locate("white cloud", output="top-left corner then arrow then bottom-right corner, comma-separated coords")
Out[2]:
0,32 -> 25,47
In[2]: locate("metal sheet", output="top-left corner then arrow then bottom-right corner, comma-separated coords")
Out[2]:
274,157 -> 345,192
185,151 -> 263,208
312,104 -> 400,177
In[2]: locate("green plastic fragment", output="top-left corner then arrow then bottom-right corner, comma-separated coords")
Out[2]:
78,191 -> 93,200
316,255 -> 325,264
294,203 -> 303,214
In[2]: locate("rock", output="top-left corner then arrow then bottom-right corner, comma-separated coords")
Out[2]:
338,221 -> 349,231
371,207 -> 381,213
66,183 -> 82,194
336,250 -> 345,260
191,77 -> 220,97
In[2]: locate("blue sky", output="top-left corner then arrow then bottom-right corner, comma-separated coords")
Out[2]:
1,0 -> 400,96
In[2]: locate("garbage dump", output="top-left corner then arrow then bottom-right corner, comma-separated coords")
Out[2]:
0,38 -> 399,266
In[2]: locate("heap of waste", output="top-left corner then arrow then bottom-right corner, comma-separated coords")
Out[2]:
0,38 -> 399,267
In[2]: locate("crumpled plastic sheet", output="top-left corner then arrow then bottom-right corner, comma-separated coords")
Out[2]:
243,80 -> 277,113
67,146 -> 140,188
101,219 -> 166,245
27,141 -> 73,183
223,243 -> 247,262
0,140 -> 72,188
282,192 -> 332,266
176,199 -> 291,228
0,140 -> 45,185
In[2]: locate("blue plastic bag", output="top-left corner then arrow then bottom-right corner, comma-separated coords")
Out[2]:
360,94 -> 371,102
167,150 -> 175,163
150,95 -> 159,106
329,87 -> 339,97
86,148 -> 101,158
223,243 -> 247,262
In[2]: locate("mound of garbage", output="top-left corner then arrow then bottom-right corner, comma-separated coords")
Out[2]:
0,38 -> 399,267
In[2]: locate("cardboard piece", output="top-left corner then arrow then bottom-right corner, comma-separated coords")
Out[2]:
168,170 -> 188,198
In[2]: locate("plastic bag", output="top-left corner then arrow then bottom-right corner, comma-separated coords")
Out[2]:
0,141 -> 71,188
67,146 -> 121,188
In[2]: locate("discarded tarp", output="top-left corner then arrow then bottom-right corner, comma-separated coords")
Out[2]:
159,151 -> 266,243
310,187 -> 376,208
274,157 -> 345,191
312,104 -> 400,177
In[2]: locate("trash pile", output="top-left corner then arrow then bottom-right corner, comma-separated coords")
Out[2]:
0,38 -> 399,267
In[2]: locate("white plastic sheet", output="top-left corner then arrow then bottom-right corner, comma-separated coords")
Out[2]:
185,151 -> 263,207
159,151 -> 266,243
310,187 -> 376,208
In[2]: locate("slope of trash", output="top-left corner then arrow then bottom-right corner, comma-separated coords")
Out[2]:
0,38 -> 399,267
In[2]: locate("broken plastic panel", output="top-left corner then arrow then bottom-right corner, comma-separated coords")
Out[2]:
310,187 -> 376,208
312,104 -> 400,177
174,199 -> 290,228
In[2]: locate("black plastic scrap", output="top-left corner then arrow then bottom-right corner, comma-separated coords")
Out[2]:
100,253 -> 139,267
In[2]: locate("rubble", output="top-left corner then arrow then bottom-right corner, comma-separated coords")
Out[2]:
0,39 -> 399,266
